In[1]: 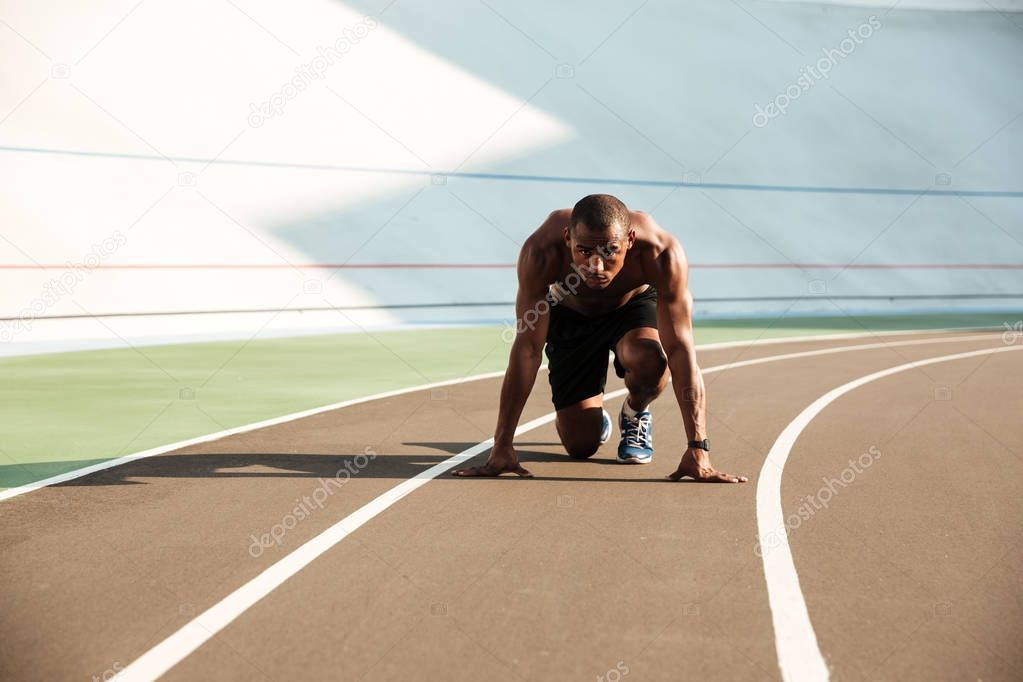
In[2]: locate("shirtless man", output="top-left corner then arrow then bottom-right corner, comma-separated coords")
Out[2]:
453,194 -> 746,483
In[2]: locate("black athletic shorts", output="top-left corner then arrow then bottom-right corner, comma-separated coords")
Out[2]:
544,286 -> 658,410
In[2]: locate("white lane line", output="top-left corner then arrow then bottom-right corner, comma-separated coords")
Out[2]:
113,334 -> 1007,681
0,370 -> 505,503
111,406 -> 579,682
0,327 -> 997,502
756,344 -> 1023,682
694,332 -> 999,375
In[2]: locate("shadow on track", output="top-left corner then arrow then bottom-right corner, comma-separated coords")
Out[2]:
9,441 -> 684,489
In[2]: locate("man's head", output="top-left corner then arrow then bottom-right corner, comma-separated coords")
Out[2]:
565,194 -> 635,289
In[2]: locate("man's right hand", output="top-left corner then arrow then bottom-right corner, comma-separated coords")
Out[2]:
452,444 -> 533,477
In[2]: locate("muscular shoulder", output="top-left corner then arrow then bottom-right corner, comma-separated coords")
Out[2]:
629,211 -> 687,284
519,209 -> 570,284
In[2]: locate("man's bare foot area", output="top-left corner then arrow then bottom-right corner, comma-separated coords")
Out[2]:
666,449 -> 747,483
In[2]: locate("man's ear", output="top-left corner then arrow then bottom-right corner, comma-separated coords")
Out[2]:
563,226 -> 572,246
625,229 -> 636,249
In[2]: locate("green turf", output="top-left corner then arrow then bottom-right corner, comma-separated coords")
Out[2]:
1,311 -> 1019,490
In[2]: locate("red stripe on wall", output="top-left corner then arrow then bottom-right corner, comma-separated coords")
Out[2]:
1,263 -> 1022,270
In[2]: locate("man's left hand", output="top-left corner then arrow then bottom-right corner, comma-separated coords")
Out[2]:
667,448 -> 747,483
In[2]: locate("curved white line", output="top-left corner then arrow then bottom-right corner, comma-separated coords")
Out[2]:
113,334 -> 1008,681
756,344 -> 1023,682
0,328 -> 997,503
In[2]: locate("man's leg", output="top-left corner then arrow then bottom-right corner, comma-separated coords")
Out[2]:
612,327 -> 669,463
555,393 -> 606,459
615,327 -> 669,411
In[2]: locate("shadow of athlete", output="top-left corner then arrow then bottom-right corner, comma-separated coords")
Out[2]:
454,194 -> 746,483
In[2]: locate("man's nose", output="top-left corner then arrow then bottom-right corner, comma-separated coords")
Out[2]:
589,255 -> 604,272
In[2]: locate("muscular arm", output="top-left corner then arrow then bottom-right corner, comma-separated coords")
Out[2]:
652,234 -> 747,483
653,241 -> 706,443
453,229 -> 556,477
493,248 -> 552,449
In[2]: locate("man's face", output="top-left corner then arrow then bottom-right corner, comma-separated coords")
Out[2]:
564,222 -> 635,289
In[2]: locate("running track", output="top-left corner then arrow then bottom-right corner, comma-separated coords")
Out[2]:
1,330 -> 1020,681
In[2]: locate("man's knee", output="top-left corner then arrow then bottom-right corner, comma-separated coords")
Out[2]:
622,337 -> 668,379
564,437 -> 600,459
556,408 -> 603,459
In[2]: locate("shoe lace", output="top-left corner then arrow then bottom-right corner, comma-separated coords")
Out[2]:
623,412 -> 652,448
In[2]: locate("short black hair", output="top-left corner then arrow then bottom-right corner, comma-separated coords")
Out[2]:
570,194 -> 629,237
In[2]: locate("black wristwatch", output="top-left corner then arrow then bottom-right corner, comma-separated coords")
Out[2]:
688,439 -> 710,451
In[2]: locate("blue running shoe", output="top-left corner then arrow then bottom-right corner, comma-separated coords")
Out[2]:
617,405 -> 653,464
599,408 -> 612,445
